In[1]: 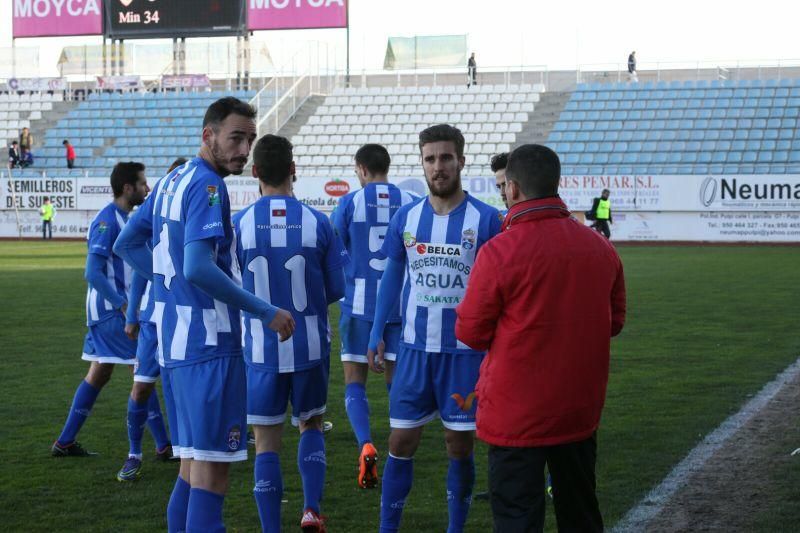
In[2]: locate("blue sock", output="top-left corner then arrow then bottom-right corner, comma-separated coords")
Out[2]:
186,488 -> 225,533
254,452 -> 283,533
380,455 -> 414,533
127,396 -> 148,458
344,382 -> 371,448
146,392 -> 171,450
446,456 -> 476,533
167,476 -> 190,533
57,380 -> 100,445
297,429 -> 326,514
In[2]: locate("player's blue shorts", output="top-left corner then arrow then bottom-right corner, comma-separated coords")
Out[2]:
133,322 -> 160,383
340,314 -> 401,363
246,358 -> 329,426
389,347 -> 484,431
81,314 -> 137,365
160,366 -> 179,457
170,356 -> 247,462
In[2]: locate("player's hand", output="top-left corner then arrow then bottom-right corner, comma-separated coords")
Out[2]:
120,302 -> 128,317
367,340 -> 386,374
124,322 -> 140,340
268,309 -> 296,342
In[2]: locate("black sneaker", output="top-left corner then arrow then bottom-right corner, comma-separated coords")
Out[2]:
51,441 -> 97,457
155,444 -> 179,461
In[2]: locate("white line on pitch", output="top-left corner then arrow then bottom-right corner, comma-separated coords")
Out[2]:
612,355 -> 800,532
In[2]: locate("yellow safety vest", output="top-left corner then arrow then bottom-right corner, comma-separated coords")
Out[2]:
41,203 -> 54,221
596,199 -> 610,220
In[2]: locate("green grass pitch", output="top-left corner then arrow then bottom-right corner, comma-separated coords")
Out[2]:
0,241 -> 798,531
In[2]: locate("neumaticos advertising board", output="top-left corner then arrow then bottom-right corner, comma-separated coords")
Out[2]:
105,0 -> 246,39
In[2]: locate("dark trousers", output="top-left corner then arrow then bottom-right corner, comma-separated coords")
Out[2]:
593,220 -> 611,239
42,220 -> 52,239
488,434 -> 603,533
67,158 -> 74,169
468,67 -> 477,86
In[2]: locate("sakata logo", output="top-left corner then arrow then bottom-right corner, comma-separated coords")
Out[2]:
304,450 -> 327,464
227,425 -> 241,451
451,392 -> 476,412
403,231 -> 417,248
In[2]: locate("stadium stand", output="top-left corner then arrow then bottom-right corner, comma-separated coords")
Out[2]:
290,83 -> 545,177
1,92 -> 57,147
12,90 -> 259,179
547,78 -> 800,175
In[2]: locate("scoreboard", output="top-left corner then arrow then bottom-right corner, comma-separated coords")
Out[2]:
105,0 -> 246,39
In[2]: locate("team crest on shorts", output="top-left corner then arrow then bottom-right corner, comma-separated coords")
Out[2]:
207,185 -> 220,207
227,425 -> 241,451
461,229 -> 476,250
403,231 -> 417,248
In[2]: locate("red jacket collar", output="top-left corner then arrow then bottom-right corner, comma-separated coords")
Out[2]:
502,196 -> 571,231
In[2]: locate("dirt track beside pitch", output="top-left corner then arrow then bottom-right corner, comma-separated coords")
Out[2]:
642,370 -> 800,532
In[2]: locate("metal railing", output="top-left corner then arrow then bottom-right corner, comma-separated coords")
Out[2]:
340,64 -> 549,89
576,58 -> 800,85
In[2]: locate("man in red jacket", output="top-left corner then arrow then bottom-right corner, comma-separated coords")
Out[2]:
455,144 -> 626,532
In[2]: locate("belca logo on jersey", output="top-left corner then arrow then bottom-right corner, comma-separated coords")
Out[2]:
414,243 -> 463,256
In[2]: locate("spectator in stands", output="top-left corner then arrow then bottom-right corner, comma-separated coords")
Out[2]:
455,144 -> 626,533
589,189 -> 613,239
63,140 -> 76,169
19,127 -> 34,153
627,51 -> 638,82
468,53 -> 477,88
8,141 -> 20,169
490,152 -> 509,211
20,147 -> 34,168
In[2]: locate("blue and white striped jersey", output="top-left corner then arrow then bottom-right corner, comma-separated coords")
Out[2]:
85,202 -> 132,326
233,195 -> 347,373
138,280 -> 154,323
382,193 -> 502,355
331,183 -> 416,323
125,157 -> 242,368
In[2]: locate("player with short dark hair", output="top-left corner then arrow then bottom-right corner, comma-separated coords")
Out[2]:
115,158 -> 189,482
331,143 -> 416,490
114,98 -> 294,532
51,161 -> 149,458
490,152 -> 509,211
234,134 -> 347,532
368,124 -> 502,532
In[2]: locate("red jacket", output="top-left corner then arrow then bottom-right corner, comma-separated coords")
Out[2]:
455,197 -> 626,448
66,144 -> 76,160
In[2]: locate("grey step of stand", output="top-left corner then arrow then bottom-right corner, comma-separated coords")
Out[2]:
27,100 -> 79,150
513,91 -> 572,148
244,94 -> 326,174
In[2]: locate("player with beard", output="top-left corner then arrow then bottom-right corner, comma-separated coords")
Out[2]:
52,162 -> 150,457
367,125 -> 502,532
114,98 -> 294,532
